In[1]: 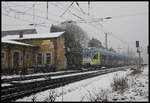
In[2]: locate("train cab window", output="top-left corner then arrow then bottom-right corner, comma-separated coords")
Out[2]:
93,53 -> 98,59
84,52 -> 91,58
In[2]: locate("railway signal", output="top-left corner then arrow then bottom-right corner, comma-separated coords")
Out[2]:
136,41 -> 141,69
136,41 -> 139,47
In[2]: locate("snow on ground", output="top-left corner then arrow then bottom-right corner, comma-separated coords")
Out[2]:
51,70 -> 99,79
108,65 -> 149,102
16,65 -> 149,102
1,83 -> 12,87
1,70 -> 75,79
11,78 -> 46,83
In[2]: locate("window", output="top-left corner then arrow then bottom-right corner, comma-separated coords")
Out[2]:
46,53 -> 52,65
37,53 -> 42,65
93,53 -> 98,59
26,53 -> 30,60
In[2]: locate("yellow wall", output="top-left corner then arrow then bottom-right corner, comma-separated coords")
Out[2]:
22,39 -> 55,65
22,35 -> 65,70
1,44 -> 35,70
57,35 -> 66,70
1,34 -> 65,73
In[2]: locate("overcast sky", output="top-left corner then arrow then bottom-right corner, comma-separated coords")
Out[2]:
2,1 -> 149,63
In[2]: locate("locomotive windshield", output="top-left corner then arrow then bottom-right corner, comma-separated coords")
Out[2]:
83,51 -> 92,58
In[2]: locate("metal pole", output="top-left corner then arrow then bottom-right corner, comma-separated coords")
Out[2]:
47,1 -> 48,19
33,4 -> 35,29
128,44 -> 129,56
105,32 -> 108,49
139,48 -> 141,68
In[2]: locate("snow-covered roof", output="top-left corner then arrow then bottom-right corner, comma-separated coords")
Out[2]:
2,38 -> 35,47
3,31 -> 65,40
2,26 -> 35,31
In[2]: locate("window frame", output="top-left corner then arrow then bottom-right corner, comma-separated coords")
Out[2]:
36,53 -> 43,65
26,52 -> 30,60
45,52 -> 52,65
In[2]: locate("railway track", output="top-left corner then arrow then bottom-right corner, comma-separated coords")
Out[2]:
2,69 -> 88,83
1,65 -> 135,102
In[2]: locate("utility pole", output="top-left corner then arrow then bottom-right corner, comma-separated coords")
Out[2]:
117,48 -> 121,54
47,1 -> 48,19
105,32 -> 108,49
33,4 -> 35,29
128,44 -> 129,56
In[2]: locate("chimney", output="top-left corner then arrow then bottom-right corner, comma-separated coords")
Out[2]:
19,31 -> 23,38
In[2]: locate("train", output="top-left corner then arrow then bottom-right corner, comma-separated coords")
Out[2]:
81,47 -> 140,69
50,21 -> 141,69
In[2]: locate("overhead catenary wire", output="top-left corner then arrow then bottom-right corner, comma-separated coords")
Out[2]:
59,2 -> 74,17
75,2 -> 87,15
3,2 -> 103,34
2,6 -> 61,24
51,2 -> 105,40
3,2 -> 131,52
55,3 -> 104,30
2,13 -> 50,28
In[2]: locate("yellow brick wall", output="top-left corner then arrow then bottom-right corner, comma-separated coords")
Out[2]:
22,35 -> 65,70
57,35 -> 65,70
2,34 -> 65,72
23,39 -> 55,65
1,44 -> 34,70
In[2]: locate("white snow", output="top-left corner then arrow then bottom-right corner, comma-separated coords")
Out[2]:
2,31 -> 65,46
2,38 -> 35,46
1,70 -> 75,80
51,70 -> 99,79
16,65 -> 149,102
11,78 -> 46,83
2,31 -> 65,40
1,83 -> 12,87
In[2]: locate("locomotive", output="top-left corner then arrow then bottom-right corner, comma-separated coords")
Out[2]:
82,47 -> 139,69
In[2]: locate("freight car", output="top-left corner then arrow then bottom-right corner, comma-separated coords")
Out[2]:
82,47 -> 138,69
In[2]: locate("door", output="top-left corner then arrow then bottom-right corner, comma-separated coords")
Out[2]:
13,52 -> 20,69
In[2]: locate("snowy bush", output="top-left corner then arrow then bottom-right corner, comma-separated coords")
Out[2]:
45,89 -> 58,102
31,96 -> 37,102
130,69 -> 142,75
111,73 -> 129,93
82,89 -> 109,102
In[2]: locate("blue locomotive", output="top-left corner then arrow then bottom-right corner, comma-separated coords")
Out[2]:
82,47 -> 138,68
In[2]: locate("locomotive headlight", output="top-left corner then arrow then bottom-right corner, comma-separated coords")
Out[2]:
88,47 -> 91,50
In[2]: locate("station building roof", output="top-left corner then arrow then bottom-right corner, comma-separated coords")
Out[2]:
2,31 -> 65,46
2,31 -> 65,40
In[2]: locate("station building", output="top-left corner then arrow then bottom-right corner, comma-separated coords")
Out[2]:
1,31 -> 66,75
